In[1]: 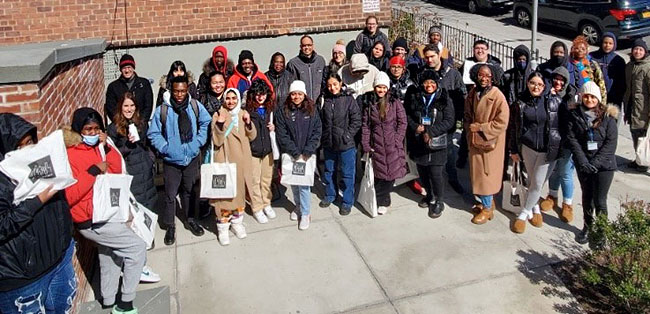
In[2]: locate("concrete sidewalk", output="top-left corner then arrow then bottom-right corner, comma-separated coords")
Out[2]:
84,125 -> 648,314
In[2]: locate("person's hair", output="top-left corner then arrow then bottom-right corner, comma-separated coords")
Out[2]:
473,39 -> 489,49
268,52 -> 285,71
166,60 -> 188,90
365,15 -> 378,24
300,35 -> 313,44
526,71 -> 545,83
582,94 -> 608,128
423,44 -> 440,55
208,71 -> 225,82
113,92 -> 142,137
284,93 -> 315,116
572,35 -> 589,49
246,80 -> 275,113
374,88 -> 389,121
170,75 -> 189,87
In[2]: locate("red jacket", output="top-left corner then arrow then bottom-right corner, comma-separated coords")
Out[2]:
226,64 -> 274,99
65,139 -> 123,223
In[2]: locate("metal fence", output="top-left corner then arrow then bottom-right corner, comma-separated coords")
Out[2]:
391,8 -> 548,70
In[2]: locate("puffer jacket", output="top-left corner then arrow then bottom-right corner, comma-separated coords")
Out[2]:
0,114 -> 73,292
389,70 -> 416,103
405,88 -> 455,166
197,47 -> 235,98
624,56 -> 650,130
338,54 -> 380,99
287,52 -> 327,101
567,105 -> 619,171
360,92 -> 408,181
266,68 -> 295,106
199,90 -> 224,117
249,109 -> 273,158
107,122 -> 157,209
156,71 -> 199,107
320,92 -> 362,151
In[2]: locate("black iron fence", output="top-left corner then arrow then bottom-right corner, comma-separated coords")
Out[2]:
391,8 -> 548,70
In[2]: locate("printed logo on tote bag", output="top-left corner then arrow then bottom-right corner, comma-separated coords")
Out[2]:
28,156 -> 56,183
212,174 -> 227,189
143,212 -> 153,229
292,162 -> 306,176
110,188 -> 121,207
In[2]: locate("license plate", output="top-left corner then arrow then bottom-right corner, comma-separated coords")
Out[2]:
643,11 -> 650,18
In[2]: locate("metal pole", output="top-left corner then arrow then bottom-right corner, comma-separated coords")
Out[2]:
532,0 -> 538,59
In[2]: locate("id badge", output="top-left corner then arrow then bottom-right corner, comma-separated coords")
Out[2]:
587,141 -> 598,151
421,117 -> 432,125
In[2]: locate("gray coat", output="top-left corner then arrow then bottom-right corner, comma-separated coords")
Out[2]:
287,53 -> 326,101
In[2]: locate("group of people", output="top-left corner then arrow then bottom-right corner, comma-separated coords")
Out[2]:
1,14 -> 648,314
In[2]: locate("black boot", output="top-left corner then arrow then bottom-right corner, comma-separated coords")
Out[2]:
164,226 -> 176,246
428,200 -> 444,218
185,219 -> 205,237
418,197 -> 431,208
576,226 -> 589,244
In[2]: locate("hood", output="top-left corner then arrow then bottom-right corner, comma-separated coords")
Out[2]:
62,126 -> 82,147
71,107 -> 104,135
159,71 -> 195,88
0,113 -> 37,161
602,32 -> 617,51
234,63 -> 260,80
223,88 -> 242,108
350,54 -> 370,72
551,66 -> 570,83
513,45 -> 530,61
549,41 -> 568,57
606,105 -> 619,118
590,32 -> 618,60
212,46 -> 228,74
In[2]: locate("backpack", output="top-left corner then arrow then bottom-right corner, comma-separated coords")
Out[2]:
160,99 -> 200,140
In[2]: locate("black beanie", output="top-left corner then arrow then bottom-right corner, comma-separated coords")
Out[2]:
419,69 -> 440,85
238,50 -> 254,64
392,37 -> 408,51
119,54 -> 136,69
71,107 -> 105,134
633,38 -> 648,53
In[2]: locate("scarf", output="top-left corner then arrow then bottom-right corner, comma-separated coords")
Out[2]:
298,51 -> 317,64
170,96 -> 193,144
571,57 -> 592,89
122,75 -> 136,90
227,101 -> 241,132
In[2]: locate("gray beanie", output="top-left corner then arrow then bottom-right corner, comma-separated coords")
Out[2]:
428,25 -> 442,37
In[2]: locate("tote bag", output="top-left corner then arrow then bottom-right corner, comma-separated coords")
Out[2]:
501,161 -> 527,214
128,193 -> 158,249
200,123 -> 237,199
357,153 -> 378,217
635,128 -> 650,167
92,139 -> 133,223
394,156 -> 419,187
280,154 -> 316,186
269,112 -> 280,161
0,130 -> 77,205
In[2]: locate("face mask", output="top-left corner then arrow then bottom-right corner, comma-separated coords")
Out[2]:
516,61 -> 527,70
551,55 -> 565,66
82,134 -> 100,146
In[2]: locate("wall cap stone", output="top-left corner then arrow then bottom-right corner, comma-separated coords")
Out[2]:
0,38 -> 106,84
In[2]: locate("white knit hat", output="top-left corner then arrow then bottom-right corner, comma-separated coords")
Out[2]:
580,81 -> 602,103
289,80 -> 307,95
374,71 -> 391,89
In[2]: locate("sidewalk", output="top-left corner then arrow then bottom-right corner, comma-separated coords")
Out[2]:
81,123 -> 649,314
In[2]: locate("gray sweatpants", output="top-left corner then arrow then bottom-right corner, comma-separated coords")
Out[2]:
521,145 -> 557,217
79,222 -> 146,306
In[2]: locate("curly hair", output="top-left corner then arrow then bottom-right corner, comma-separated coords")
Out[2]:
245,79 -> 275,112
572,35 -> 589,49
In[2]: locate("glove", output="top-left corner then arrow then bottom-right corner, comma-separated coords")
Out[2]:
580,163 -> 598,174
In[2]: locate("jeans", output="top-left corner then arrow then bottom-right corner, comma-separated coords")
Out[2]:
323,147 -> 356,208
477,195 -> 493,209
291,185 -> 312,216
0,241 -> 77,314
548,150 -> 575,202
445,133 -> 459,183
577,170 -> 614,227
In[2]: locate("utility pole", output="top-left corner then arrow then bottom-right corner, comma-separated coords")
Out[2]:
531,0 -> 538,59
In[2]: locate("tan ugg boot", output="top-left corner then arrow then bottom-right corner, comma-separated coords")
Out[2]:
530,213 -> 544,227
512,219 -> 526,233
539,195 -> 557,212
560,203 -> 574,223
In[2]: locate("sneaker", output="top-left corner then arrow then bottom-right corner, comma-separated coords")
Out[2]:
299,214 -> 311,230
140,265 -> 161,283
111,305 -> 138,314
339,206 -> 352,216
319,200 -> 331,208
377,206 -> 388,215
253,210 -> 268,224
576,226 -> 589,244
290,210 -> 298,221
428,201 -> 444,219
263,205 -> 276,219
231,223 -> 247,239
216,222 -> 230,246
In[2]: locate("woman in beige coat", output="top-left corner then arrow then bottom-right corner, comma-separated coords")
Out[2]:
464,64 -> 509,225
211,88 -> 257,245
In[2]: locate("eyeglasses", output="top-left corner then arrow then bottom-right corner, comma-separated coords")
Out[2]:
528,82 -> 545,89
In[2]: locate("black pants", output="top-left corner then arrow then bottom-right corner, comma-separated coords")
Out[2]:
577,170 -> 614,227
457,129 -> 468,165
417,164 -> 445,202
162,156 -> 200,228
374,179 -> 394,207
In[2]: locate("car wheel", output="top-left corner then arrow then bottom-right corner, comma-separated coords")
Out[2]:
580,22 -> 601,45
514,8 -> 531,28
468,0 -> 478,14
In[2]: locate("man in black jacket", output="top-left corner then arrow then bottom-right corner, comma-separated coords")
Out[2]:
105,54 -> 154,124
0,113 -> 76,313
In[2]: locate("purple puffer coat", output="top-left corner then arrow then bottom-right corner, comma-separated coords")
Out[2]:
360,92 -> 408,181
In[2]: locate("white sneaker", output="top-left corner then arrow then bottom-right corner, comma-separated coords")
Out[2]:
299,214 -> 311,230
253,210 -> 268,224
217,222 -> 230,246
290,210 -> 298,221
231,223 -> 247,239
140,265 -> 161,283
377,206 -> 388,215
263,205 -> 277,219
420,189 -> 428,197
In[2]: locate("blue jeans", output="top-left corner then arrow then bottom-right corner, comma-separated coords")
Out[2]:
0,241 -> 77,314
291,185 -> 312,216
477,195 -> 493,209
323,147 -> 356,208
548,151 -> 575,200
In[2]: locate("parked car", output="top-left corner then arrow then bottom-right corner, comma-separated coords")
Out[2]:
513,0 -> 650,44
437,0 -> 514,14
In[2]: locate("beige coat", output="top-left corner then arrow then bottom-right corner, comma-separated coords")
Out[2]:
464,86 -> 510,196
209,107 -> 257,210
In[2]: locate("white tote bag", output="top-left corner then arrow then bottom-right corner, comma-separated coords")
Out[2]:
501,161 -> 527,214
0,130 -> 77,205
128,193 -> 158,249
357,153 -> 378,217
635,128 -> 650,167
269,112 -> 280,161
394,156 -> 419,187
92,140 -> 133,223
200,140 -> 237,199
280,153 -> 316,186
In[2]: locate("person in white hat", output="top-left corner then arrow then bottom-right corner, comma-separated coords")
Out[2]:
359,72 -> 408,215
567,80 -> 619,244
274,81 -> 322,230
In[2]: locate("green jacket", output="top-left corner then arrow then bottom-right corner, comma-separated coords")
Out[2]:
624,57 -> 650,130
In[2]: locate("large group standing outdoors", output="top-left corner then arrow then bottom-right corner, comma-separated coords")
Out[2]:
1,14 -> 649,314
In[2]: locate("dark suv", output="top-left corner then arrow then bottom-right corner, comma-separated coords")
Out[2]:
513,0 -> 650,44
437,0 -> 513,14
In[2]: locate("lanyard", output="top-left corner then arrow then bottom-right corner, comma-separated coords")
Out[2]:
422,92 -> 436,116
588,128 -> 594,142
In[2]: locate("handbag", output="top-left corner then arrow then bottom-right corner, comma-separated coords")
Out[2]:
127,192 -> 158,249
200,122 -> 237,199
501,161 -> 527,214
280,153 -> 316,186
269,112 -> 280,161
471,131 -> 497,151
426,108 -> 448,150
357,153 -> 378,217
92,139 -> 133,223
635,127 -> 650,167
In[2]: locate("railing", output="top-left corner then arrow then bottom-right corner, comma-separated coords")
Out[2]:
391,8 -> 548,70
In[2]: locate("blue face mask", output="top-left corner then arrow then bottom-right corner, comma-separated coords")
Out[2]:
517,61 -> 527,70
82,134 -> 100,146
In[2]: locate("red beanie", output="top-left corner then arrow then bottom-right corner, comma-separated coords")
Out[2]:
389,56 -> 406,67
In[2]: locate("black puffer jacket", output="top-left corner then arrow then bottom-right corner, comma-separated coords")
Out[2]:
266,69 -> 295,106
107,122 -> 157,209
249,110 -> 273,158
0,114 -> 73,292
405,88 -> 455,166
389,70 -> 416,102
105,74 -> 153,123
320,92 -> 362,151
200,91 -> 224,117
567,105 -> 619,172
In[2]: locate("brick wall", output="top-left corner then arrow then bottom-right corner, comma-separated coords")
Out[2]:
0,55 -> 105,138
0,0 -> 391,47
